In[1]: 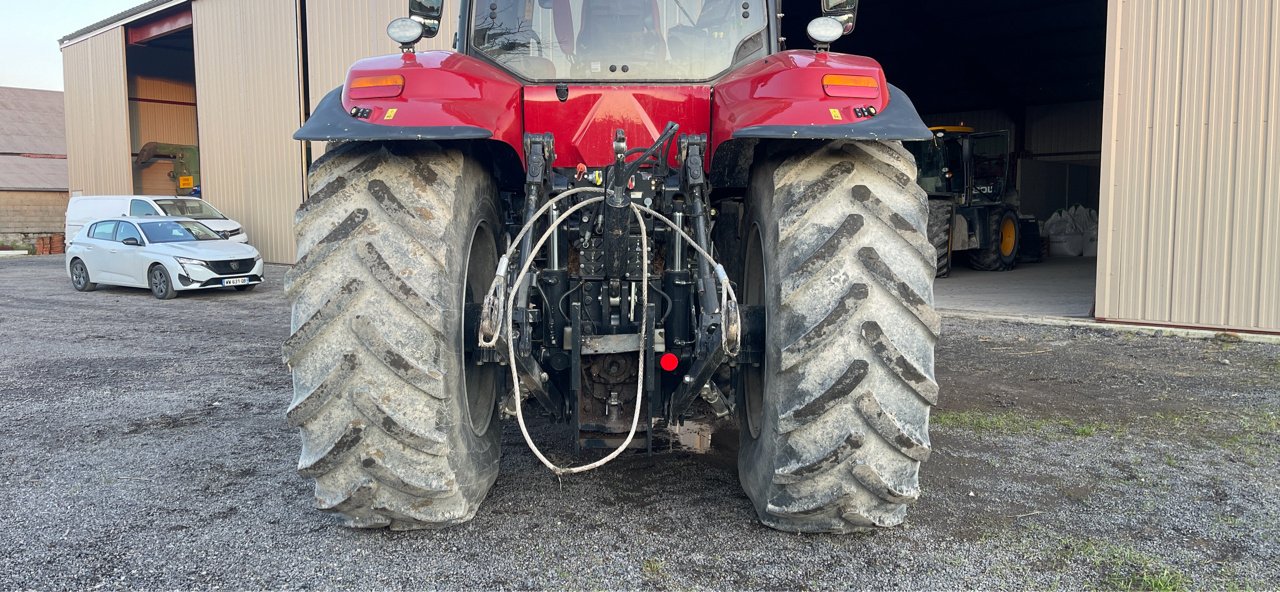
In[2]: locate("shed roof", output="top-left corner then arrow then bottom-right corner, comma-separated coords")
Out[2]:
0,87 -> 68,191
59,0 -> 185,46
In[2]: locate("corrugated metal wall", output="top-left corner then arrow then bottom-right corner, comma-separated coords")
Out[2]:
62,28 -> 133,196
304,0 -> 459,113
1098,0 -> 1280,333
192,0 -> 307,263
1026,101 -> 1104,163
129,76 -> 199,195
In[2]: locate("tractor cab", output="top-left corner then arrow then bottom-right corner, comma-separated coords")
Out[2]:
911,126 -> 1014,208
910,127 -> 1029,274
464,0 -> 771,81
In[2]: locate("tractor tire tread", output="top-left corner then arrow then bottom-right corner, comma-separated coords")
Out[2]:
968,207 -> 1018,272
927,201 -> 953,278
738,140 -> 937,534
286,142 -> 499,530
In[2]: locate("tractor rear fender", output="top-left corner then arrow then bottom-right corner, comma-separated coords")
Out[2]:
710,50 -> 931,162
295,51 -> 526,166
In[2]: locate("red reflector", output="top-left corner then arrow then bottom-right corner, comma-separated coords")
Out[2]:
660,353 -> 679,372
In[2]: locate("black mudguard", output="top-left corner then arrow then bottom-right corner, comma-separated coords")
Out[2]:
732,84 -> 933,142
294,87 -> 493,142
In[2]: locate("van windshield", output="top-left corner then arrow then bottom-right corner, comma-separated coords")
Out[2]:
140,220 -> 223,243
469,0 -> 769,81
153,199 -> 227,221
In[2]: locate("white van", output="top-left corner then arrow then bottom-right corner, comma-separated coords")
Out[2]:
65,196 -> 248,244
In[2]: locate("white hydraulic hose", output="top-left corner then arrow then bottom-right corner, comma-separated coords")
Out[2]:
503,197 -> 647,475
482,192 -> 742,476
479,186 -> 607,349
633,204 -> 740,354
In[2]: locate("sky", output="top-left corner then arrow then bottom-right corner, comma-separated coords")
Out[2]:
0,0 -> 149,91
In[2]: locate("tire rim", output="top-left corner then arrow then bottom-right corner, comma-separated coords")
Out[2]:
743,223 -> 766,440
1000,215 -> 1017,258
462,221 -> 499,436
72,262 -> 86,289
151,267 -> 168,296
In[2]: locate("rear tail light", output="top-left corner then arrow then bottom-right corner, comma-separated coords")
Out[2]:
348,74 -> 405,99
822,74 -> 881,99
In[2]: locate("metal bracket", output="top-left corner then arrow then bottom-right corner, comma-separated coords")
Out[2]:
506,133 -> 563,420
517,134 -> 556,359
667,134 -> 729,418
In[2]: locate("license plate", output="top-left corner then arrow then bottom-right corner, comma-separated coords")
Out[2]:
222,278 -> 250,286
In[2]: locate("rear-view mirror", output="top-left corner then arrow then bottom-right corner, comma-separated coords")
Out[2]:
122,237 -> 141,246
822,0 -> 859,32
409,0 -> 444,38
822,0 -> 858,14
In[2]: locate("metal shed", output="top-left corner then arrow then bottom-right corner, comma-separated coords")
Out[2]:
57,0 -> 1279,333
1097,0 -> 1280,333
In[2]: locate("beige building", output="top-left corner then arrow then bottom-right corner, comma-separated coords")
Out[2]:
1097,0 -> 1279,333
0,87 -> 69,248
58,0 -> 1278,333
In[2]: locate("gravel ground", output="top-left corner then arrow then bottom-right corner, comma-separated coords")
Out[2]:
1,255 -> 1277,590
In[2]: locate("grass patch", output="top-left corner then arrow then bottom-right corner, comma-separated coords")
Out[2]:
1056,538 -> 1190,591
934,407 -> 1277,466
1220,412 -> 1279,466
932,411 -> 1115,438
642,559 -> 663,578
931,411 -> 1047,433
1070,421 -> 1113,437
1106,567 -> 1191,592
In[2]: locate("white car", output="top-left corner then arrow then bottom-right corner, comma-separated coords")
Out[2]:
66,216 -> 265,300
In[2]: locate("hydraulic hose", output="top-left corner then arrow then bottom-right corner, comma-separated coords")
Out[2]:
479,189 -> 740,476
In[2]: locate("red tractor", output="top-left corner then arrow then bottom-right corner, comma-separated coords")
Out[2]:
288,0 -> 939,534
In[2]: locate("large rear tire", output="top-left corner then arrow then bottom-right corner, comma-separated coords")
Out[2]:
968,207 -> 1020,271
737,140 -> 939,534
284,142 -> 503,530
927,200 -> 953,278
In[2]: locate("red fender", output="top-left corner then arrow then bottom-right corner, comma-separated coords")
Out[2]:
710,50 -> 931,162
297,51 -> 525,165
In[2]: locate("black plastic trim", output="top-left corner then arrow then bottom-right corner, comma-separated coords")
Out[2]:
731,84 -> 934,142
294,88 -> 494,142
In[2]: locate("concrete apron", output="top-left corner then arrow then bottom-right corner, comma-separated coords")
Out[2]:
941,308 -> 1280,346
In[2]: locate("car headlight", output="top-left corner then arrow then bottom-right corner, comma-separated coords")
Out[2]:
387,17 -> 425,45
175,257 -> 207,268
807,17 -> 845,45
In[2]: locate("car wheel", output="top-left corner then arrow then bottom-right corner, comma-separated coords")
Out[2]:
235,284 -> 257,292
70,259 -> 97,292
149,264 -> 177,300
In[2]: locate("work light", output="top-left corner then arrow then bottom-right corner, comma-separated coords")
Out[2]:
806,17 -> 844,46
387,17 -> 426,46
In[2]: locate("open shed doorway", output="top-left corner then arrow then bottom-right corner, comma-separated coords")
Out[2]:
124,6 -> 199,198
787,0 -> 1108,318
